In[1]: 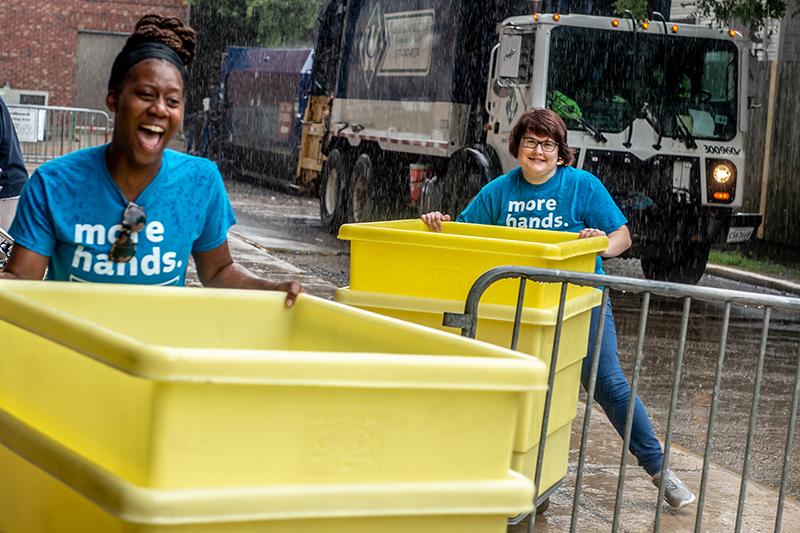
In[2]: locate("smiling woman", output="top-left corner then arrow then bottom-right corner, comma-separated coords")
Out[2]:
420,108 -> 697,510
1,14 -> 302,306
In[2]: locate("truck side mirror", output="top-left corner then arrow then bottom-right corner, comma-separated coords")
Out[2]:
492,78 -> 513,98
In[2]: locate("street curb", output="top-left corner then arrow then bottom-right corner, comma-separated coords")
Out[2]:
705,263 -> 800,296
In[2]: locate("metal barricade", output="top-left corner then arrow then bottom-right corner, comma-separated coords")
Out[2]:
443,266 -> 800,532
7,104 -> 112,167
0,226 -> 12,270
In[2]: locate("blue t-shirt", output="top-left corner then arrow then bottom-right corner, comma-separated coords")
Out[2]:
457,166 -> 627,274
10,145 -> 236,285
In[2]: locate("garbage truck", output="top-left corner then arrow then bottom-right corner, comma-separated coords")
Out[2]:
215,46 -> 314,188
221,0 -> 762,284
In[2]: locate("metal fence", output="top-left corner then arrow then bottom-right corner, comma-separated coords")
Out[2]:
7,104 -> 111,166
0,226 -> 12,270
443,266 -> 800,532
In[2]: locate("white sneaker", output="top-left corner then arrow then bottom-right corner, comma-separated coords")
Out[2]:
652,469 -> 696,509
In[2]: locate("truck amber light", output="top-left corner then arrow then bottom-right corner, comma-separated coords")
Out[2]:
553,13 -> 561,22
728,29 -> 737,38
642,20 -> 650,30
612,19 -> 620,27
712,162 -> 733,184
671,24 -> 679,33
713,192 -> 731,201
533,13 -> 540,21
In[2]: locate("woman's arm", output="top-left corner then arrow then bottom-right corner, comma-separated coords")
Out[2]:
192,240 -> 302,306
579,225 -> 632,258
1,244 -> 49,279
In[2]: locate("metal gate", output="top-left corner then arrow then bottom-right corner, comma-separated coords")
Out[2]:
7,104 -> 111,166
443,266 -> 800,532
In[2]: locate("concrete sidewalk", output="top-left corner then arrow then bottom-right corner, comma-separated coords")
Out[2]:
705,263 -> 800,296
513,399 -> 800,532
187,230 -> 339,298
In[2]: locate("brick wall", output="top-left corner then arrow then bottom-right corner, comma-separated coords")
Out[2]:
0,0 -> 188,106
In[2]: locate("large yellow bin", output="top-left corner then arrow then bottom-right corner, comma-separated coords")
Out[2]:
333,287 -> 599,452
511,422 -> 574,497
338,219 -> 606,307
0,410 -> 534,533
0,281 -> 546,489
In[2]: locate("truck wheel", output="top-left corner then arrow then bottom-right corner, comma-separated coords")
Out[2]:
349,153 -> 375,223
439,146 -> 497,217
420,175 -> 444,215
319,148 -> 348,233
640,243 -> 710,284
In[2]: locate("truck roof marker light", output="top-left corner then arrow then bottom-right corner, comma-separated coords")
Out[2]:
642,20 -> 650,30
553,13 -> 561,22
713,192 -> 731,201
728,29 -> 737,38
612,19 -> 620,27
671,24 -> 679,33
533,13 -> 540,21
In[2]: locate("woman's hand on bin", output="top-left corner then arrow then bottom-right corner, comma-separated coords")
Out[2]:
272,280 -> 303,308
579,225 -> 632,259
421,211 -> 450,232
578,228 -> 606,239
194,241 -> 303,306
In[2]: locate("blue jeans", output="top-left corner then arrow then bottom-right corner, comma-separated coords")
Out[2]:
581,299 -> 664,476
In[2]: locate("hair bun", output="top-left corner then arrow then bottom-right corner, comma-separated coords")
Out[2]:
127,13 -> 196,66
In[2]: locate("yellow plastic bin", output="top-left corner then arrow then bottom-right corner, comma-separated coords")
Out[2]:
0,281 -> 546,489
334,287 -> 599,451
338,219 -> 606,307
0,410 -> 534,533
511,421 -> 574,497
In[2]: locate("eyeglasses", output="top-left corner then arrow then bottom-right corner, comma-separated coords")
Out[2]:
521,137 -> 559,152
110,201 -> 146,263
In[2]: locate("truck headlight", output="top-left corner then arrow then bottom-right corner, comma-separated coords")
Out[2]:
706,159 -> 736,203
711,162 -> 734,184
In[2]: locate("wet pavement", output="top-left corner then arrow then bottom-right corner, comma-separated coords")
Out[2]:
212,179 -> 800,531
513,401 -> 800,532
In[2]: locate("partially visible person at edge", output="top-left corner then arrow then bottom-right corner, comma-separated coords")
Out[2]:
421,108 -> 696,510
0,94 -> 29,231
1,14 -> 302,306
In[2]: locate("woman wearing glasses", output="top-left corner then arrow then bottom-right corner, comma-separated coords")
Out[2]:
2,14 -> 301,305
421,108 -> 695,510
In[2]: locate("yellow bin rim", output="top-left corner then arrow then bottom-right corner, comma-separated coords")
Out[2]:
0,409 -> 534,524
338,219 -> 608,260
334,286 -> 602,325
0,281 -> 545,392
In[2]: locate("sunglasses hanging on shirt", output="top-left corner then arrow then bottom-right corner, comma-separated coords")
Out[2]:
109,201 -> 146,263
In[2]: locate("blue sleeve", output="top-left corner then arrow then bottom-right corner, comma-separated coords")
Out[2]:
584,177 -> 628,233
456,187 -> 495,224
192,163 -> 237,253
8,171 -> 56,256
0,99 -> 29,199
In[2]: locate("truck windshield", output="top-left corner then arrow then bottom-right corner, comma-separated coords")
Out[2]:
546,26 -> 739,141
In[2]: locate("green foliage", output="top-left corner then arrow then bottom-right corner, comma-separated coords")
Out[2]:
246,0 -> 326,47
185,0 -> 324,112
612,0 -> 648,22
188,0 -> 324,47
709,249 -> 800,280
608,0 -> 788,37
694,0 -> 786,36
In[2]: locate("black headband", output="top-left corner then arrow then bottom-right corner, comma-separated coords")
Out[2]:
108,41 -> 187,91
